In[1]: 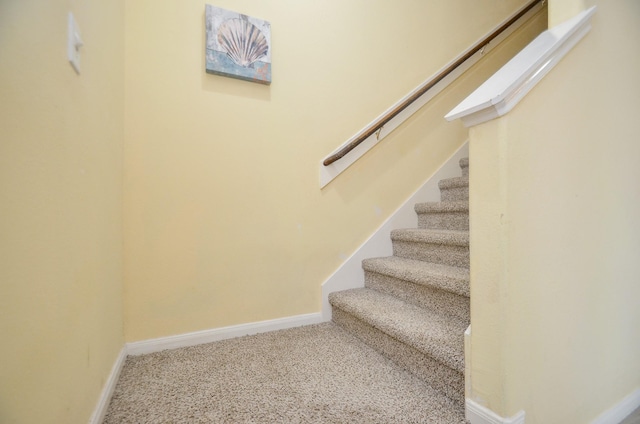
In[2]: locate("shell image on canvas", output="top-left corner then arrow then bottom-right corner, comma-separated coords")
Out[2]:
217,19 -> 269,68
205,5 -> 271,84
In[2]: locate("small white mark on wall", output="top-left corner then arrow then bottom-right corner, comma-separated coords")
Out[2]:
374,206 -> 382,216
67,12 -> 83,74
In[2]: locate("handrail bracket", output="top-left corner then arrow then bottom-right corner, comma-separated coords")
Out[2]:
321,0 -> 545,168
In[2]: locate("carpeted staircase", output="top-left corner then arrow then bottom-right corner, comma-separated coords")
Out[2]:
329,157 -> 470,407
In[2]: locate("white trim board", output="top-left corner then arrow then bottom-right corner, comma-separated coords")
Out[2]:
90,313 -> 324,420
466,399 -> 525,424
321,142 -> 469,320
88,347 -> 127,424
126,312 -> 324,356
591,388 -> 640,424
466,387 -> 640,424
319,1 -> 544,188
464,325 -> 472,398
446,7 -> 597,127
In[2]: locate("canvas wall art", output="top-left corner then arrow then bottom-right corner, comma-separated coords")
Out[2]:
205,5 -> 272,85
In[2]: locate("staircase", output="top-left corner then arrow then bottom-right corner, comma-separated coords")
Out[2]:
329,157 -> 470,407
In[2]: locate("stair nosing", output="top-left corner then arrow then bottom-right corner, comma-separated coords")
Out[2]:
414,201 -> 469,214
438,176 -> 469,189
329,288 -> 465,373
363,256 -> 469,298
391,228 -> 469,246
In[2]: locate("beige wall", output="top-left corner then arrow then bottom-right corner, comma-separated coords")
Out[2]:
469,0 -> 640,421
548,0 -> 586,26
0,1 -> 548,421
0,1 -> 125,423
123,0 -> 545,342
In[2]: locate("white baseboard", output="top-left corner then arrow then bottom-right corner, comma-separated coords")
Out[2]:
321,141 -> 469,320
591,388 -> 640,424
466,399 -> 525,424
88,347 -> 127,424
467,387 -> 640,424
464,325 -> 472,398
126,312 -> 325,356
90,313 -> 325,420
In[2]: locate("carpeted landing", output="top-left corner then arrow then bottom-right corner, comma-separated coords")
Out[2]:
104,322 -> 466,423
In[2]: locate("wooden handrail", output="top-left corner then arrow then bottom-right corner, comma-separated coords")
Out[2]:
323,0 -> 544,167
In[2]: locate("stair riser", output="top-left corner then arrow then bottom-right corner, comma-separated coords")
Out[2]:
332,308 -> 464,407
365,272 -> 469,325
392,241 -> 469,268
440,186 -> 469,201
417,212 -> 469,231
459,158 -> 469,177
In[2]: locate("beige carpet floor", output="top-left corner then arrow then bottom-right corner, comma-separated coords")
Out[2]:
104,322 -> 466,423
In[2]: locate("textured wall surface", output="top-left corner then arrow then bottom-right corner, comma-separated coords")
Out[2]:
469,0 -> 640,421
0,1 -> 125,423
123,0 -> 545,342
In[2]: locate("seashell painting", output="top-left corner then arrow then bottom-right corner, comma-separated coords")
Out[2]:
205,5 -> 271,84
217,19 -> 269,68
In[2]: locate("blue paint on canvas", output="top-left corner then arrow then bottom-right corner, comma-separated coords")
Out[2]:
205,4 -> 272,85
206,50 -> 271,85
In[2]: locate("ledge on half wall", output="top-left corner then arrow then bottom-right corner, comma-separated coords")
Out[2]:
445,6 -> 597,128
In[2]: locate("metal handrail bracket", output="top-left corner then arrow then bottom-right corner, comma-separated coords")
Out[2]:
320,0 -> 545,188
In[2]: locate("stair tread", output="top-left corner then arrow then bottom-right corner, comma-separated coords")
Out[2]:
415,201 -> 469,214
438,176 -> 469,189
329,288 -> 465,373
391,228 -> 469,246
363,256 -> 469,298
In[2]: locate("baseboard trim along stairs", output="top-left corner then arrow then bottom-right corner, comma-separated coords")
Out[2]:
329,156 -> 471,411
321,142 -> 469,320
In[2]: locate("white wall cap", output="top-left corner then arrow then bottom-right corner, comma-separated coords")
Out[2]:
445,6 -> 597,127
